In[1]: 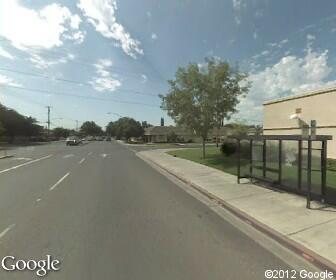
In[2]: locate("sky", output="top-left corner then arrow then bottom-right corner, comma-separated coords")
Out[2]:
1,0 -> 336,129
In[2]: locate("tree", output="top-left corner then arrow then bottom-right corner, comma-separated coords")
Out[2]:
0,121 -> 5,137
226,122 -> 262,137
141,121 -> 152,129
206,58 -> 250,147
107,117 -> 144,140
0,104 -> 42,142
227,122 -> 250,137
80,121 -> 103,136
105,121 -> 116,137
52,127 -> 72,138
160,58 -> 250,158
167,131 -> 178,143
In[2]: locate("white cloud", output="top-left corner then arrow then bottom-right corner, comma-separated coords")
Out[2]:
232,0 -> 245,11
0,0 -> 85,50
89,59 -> 121,92
232,0 -> 246,25
234,16 -> 241,25
78,0 -> 143,58
0,46 -> 15,60
0,74 -> 21,87
151,33 -> 158,40
141,74 -> 148,83
307,33 -> 316,41
253,32 -> 257,40
63,30 -> 86,44
255,9 -> 263,19
267,39 -> 289,49
238,45 -> 335,121
306,34 -> 316,50
28,53 -> 75,69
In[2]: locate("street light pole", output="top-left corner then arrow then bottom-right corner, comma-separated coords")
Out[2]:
46,106 -> 51,139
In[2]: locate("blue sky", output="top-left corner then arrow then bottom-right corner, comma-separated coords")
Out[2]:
0,0 -> 336,129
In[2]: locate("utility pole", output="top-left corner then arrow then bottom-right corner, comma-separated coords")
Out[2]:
76,120 -> 79,132
46,106 -> 51,138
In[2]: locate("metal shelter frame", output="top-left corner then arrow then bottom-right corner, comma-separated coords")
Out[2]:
236,135 -> 333,208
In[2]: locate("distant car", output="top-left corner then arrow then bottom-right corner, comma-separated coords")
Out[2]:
87,136 -> 95,141
66,136 -> 80,146
105,136 -> 111,141
96,136 -> 103,141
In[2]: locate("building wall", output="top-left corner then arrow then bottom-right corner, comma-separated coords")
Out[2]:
153,135 -> 167,143
263,89 -> 336,159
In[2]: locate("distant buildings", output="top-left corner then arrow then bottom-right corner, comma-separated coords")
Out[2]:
263,86 -> 336,159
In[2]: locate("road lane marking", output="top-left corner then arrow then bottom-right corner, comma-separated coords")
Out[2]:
0,155 -> 53,174
12,157 -> 32,161
0,224 -> 15,239
63,154 -> 74,159
49,172 -> 70,191
36,198 -> 42,202
101,153 -> 107,158
79,158 -> 85,164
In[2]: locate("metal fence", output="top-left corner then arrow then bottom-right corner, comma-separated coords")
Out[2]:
236,135 -> 336,208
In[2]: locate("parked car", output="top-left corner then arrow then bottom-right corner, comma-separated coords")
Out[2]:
105,136 -> 111,141
66,136 -> 80,146
96,136 -> 104,141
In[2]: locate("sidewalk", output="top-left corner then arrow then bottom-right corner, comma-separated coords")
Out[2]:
137,148 -> 336,272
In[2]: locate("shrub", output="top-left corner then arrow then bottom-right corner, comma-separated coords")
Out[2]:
220,141 -> 237,156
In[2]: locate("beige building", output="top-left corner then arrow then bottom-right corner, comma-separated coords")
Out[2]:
263,86 -> 336,159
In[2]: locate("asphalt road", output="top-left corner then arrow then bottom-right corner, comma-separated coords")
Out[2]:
0,141 -> 310,279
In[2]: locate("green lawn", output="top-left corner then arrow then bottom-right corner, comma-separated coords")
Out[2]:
167,147 -> 336,190
167,146 -> 240,176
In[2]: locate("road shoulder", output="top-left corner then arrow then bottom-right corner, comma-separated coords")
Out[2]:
137,148 -> 336,273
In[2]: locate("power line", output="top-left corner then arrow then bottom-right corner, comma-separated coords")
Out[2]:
2,84 -> 159,108
0,67 -> 160,97
0,37 -> 165,85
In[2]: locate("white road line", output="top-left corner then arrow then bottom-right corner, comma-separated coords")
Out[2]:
12,157 -> 32,161
63,154 -> 74,159
0,155 -> 53,174
79,158 -> 85,164
36,198 -> 42,202
49,172 -> 70,191
0,224 -> 15,239
101,153 -> 107,158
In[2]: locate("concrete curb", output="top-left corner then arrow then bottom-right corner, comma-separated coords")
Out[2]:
137,152 -> 336,274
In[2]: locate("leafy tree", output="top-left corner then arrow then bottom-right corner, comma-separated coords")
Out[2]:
106,121 -> 116,137
141,121 -> 152,129
52,127 -> 72,138
0,104 -> 42,142
167,131 -> 178,143
0,121 -> 5,137
254,125 -> 263,136
107,117 -> 144,140
80,121 -> 103,136
160,58 -> 250,158
23,117 -> 43,137
226,122 -> 262,137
